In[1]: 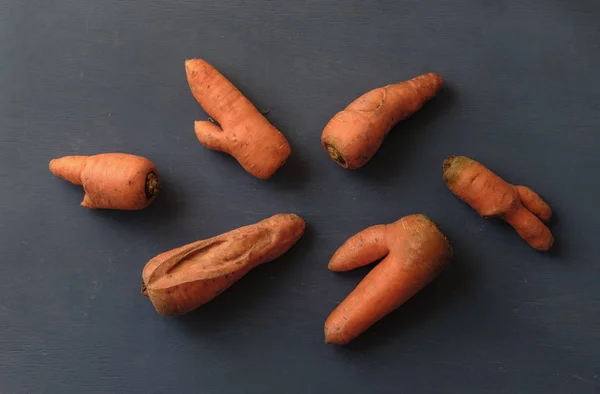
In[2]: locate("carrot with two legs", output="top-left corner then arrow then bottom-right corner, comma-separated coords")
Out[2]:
325,214 -> 453,345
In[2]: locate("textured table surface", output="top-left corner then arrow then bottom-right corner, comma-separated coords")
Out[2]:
2,0 -> 600,393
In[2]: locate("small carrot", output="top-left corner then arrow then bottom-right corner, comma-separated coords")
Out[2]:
186,59 -> 291,179
49,153 -> 160,210
142,213 -> 305,316
443,155 -> 554,251
324,214 -> 452,345
321,73 -> 443,169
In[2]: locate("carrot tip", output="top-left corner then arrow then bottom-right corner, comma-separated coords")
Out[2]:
324,328 -> 331,343
442,155 -> 470,185
325,144 -> 347,168
442,155 -> 456,173
80,194 -> 97,209
145,172 -> 161,199
80,201 -> 95,209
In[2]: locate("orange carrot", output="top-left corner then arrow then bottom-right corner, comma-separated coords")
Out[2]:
321,73 -> 443,169
49,153 -> 160,210
324,214 -> 452,344
186,59 -> 291,179
443,155 -> 554,251
142,213 -> 305,316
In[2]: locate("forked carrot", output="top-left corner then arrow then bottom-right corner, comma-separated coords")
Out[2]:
325,214 -> 452,344
186,59 -> 291,179
443,155 -> 554,251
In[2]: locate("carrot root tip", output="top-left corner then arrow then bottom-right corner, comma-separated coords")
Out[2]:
145,172 -> 161,199
81,194 -> 97,209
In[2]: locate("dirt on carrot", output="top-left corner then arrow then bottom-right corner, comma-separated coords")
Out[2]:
321,73 -> 443,169
142,213 -> 306,316
443,155 -> 554,251
49,153 -> 160,210
324,214 -> 452,345
185,59 -> 291,179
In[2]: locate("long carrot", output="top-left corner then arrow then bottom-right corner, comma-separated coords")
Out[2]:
321,73 -> 443,169
325,214 -> 452,344
49,153 -> 160,210
186,59 -> 291,179
142,213 -> 305,316
443,155 -> 554,251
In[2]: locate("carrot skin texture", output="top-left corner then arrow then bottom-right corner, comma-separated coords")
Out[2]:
325,214 -> 452,345
142,214 -> 306,316
442,155 -> 553,251
186,59 -> 291,179
49,153 -> 160,210
321,73 -> 443,169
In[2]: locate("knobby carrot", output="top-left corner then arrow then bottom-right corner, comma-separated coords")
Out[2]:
142,213 -> 305,316
321,73 -> 443,169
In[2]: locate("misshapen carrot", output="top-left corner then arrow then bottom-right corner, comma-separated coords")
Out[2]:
49,153 -> 160,210
443,155 -> 554,251
142,213 -> 305,316
186,59 -> 291,179
325,214 -> 452,345
321,73 -> 443,169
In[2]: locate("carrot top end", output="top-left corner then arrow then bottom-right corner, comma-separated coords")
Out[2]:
442,155 -> 469,186
145,172 -> 161,200
325,144 -> 347,168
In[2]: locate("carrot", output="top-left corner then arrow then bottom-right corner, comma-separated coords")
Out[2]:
142,213 -> 305,316
443,155 -> 554,251
321,73 -> 443,169
49,153 -> 160,210
185,59 -> 291,179
324,214 -> 452,345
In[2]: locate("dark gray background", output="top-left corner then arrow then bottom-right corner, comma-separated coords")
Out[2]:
1,0 -> 599,393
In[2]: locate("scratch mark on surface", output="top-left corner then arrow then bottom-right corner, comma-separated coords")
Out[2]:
84,18 -> 89,55
570,374 -> 599,386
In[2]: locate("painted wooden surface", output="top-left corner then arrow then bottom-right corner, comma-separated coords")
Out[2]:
1,0 -> 599,392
